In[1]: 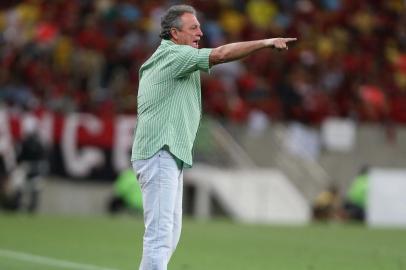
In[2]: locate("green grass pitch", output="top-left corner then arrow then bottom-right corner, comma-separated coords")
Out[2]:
0,213 -> 405,270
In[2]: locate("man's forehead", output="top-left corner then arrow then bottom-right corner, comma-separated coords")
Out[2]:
181,13 -> 200,26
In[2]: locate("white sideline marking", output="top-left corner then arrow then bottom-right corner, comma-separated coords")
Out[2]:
0,248 -> 119,270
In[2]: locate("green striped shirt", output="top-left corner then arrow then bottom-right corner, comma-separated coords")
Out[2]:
131,39 -> 212,167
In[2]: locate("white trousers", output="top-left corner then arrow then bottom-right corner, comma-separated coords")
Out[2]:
132,149 -> 183,270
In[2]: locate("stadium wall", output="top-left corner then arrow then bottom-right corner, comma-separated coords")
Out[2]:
224,120 -> 406,199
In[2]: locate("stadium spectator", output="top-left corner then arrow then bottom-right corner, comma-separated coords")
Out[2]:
0,0 -> 405,125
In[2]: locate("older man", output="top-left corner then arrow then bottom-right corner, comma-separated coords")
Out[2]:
131,5 -> 296,270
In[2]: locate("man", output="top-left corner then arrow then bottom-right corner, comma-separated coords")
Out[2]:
131,5 -> 296,270
108,168 -> 143,214
343,165 -> 369,222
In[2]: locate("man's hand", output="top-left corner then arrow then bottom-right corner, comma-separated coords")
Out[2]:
266,38 -> 297,50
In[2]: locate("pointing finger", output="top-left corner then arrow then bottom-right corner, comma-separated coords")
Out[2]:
284,38 -> 297,42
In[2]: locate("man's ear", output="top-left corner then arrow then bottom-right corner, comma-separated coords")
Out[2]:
170,28 -> 178,41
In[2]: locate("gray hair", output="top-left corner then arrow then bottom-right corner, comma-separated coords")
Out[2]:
160,5 -> 196,40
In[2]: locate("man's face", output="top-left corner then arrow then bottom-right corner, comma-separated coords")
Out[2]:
171,13 -> 203,48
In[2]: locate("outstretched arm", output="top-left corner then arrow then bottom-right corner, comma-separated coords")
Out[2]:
209,38 -> 297,66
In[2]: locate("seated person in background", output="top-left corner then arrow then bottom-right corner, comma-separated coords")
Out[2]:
343,165 -> 369,222
312,185 -> 340,221
108,168 -> 143,214
17,117 -> 48,213
0,157 -> 10,208
0,157 -> 23,211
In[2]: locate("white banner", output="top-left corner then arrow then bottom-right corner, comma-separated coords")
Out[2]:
367,169 -> 406,228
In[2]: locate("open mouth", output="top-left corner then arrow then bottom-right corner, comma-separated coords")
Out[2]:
193,40 -> 199,47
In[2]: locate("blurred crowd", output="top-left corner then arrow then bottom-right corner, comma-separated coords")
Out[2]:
1,0 -> 406,124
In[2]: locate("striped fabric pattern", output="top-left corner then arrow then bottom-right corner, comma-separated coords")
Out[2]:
131,39 -> 212,167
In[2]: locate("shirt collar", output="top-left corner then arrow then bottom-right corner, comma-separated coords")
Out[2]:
161,39 -> 176,46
